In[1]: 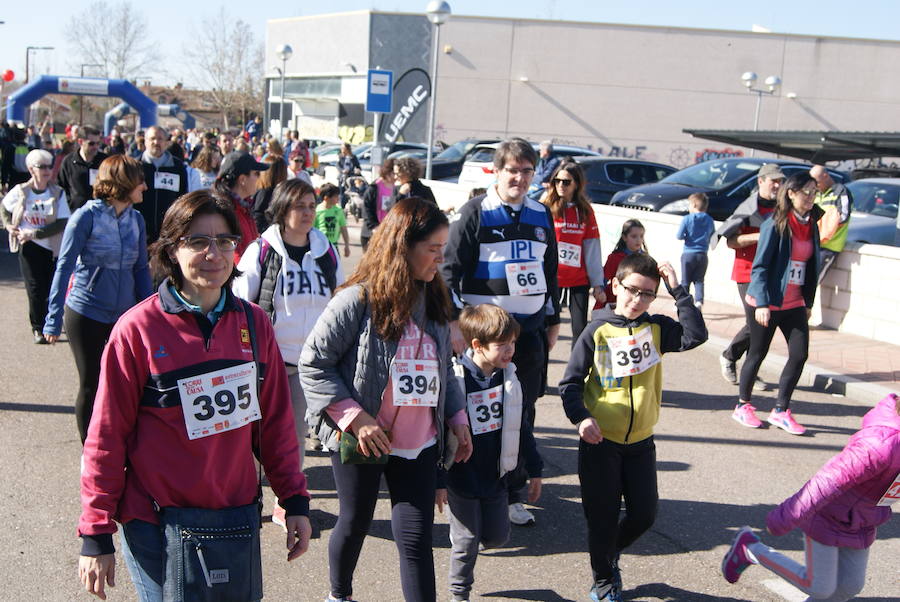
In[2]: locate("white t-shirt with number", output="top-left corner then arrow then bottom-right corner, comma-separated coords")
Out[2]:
1,187 -> 70,251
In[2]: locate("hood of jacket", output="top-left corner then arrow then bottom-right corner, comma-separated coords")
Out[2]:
261,224 -> 332,319
592,304 -> 651,329
714,191 -> 777,247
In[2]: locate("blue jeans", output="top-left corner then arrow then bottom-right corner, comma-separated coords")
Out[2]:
119,520 -> 165,602
680,252 -> 708,304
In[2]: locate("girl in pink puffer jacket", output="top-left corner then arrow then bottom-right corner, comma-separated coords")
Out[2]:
721,393 -> 900,601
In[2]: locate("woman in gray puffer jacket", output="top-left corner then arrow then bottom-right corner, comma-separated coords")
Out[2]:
301,197 -> 472,602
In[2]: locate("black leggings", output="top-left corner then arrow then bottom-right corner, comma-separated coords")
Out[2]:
18,241 -> 55,332
722,281 -> 752,363
328,444 -> 438,601
564,285 -> 591,347
739,305 -> 809,410
64,307 -> 115,443
578,436 -> 657,588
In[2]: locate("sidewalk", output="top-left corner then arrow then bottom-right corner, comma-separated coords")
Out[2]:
655,293 -> 899,405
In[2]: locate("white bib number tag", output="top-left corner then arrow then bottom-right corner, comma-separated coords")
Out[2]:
877,472 -> 900,506
89,169 -> 99,186
381,194 -> 394,212
177,362 -> 260,440
391,359 -> 439,407
467,385 -> 503,435
607,328 -> 661,378
788,260 -> 806,286
505,261 -> 547,296
558,242 -> 582,268
154,171 -> 181,192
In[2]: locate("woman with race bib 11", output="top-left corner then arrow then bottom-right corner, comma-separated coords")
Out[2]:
77,191 -> 311,601
732,172 -> 822,436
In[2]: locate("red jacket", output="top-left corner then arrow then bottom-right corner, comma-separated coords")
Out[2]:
552,204 -> 603,289
233,197 -> 259,261
79,284 -> 308,554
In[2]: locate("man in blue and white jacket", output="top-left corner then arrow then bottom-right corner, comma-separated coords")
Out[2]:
440,137 -> 560,526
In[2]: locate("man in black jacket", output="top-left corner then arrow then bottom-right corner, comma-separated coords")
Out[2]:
57,127 -> 107,211
137,125 -> 188,243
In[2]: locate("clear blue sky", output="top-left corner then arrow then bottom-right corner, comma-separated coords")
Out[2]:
1,0 -> 898,86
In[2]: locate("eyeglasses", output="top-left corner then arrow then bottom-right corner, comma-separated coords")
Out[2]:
553,178 -> 574,186
620,284 -> 657,302
501,167 -> 535,176
178,234 -> 241,253
33,164 -> 53,170
84,140 -> 99,147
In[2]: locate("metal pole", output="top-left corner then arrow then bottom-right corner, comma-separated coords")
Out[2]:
279,59 -> 287,143
25,49 -> 30,85
79,65 -> 85,126
425,23 -> 441,180
750,90 -> 763,157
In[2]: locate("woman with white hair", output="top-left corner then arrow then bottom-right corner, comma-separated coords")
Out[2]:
0,148 -> 70,344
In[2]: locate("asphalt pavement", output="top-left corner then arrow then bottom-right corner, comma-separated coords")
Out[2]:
0,222 -> 897,601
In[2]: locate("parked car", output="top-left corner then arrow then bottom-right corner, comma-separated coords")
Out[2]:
845,178 -> 900,246
610,158 -> 849,221
357,142 -> 428,170
390,138 -> 501,181
457,142 -> 600,191
573,157 -> 676,204
315,141 -> 426,174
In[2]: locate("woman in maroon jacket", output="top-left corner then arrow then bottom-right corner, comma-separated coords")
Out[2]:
77,191 -> 312,600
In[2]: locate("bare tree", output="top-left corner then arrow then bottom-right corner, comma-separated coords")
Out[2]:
182,7 -> 265,130
65,1 -> 159,80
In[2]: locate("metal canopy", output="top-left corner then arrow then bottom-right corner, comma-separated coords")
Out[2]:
682,129 -> 900,163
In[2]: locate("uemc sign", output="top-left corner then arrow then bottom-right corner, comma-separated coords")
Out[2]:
379,68 -> 431,143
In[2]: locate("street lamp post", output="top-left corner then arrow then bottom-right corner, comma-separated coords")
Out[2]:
424,1 -> 451,180
741,71 -> 781,156
275,44 -> 293,143
79,63 -> 103,126
25,46 -> 54,84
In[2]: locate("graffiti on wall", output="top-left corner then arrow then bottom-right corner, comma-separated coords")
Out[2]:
338,125 -> 374,145
597,145 -> 647,159
695,147 -> 744,163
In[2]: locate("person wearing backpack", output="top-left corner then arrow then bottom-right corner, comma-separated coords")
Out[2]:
233,178 -> 344,499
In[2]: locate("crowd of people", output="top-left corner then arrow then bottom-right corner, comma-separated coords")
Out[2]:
0,121 -> 896,602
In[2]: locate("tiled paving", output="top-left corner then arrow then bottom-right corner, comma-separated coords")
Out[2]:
653,294 -> 900,390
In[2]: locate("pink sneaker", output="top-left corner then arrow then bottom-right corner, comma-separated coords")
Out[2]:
732,403 -> 762,428
767,409 -> 806,435
722,526 -> 760,583
272,503 -> 287,530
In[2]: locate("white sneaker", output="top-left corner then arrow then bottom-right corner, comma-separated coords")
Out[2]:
509,502 -> 535,526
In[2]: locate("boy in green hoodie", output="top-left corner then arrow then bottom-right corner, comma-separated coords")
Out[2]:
559,253 -> 707,602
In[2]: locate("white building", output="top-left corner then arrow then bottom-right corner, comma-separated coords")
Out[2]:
267,11 -> 900,168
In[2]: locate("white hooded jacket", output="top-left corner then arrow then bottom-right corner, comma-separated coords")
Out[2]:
233,225 -> 345,363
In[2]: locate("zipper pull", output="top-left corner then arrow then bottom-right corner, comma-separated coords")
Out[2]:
185,531 -> 214,588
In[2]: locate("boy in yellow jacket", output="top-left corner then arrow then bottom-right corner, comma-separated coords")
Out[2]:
560,253 -> 707,602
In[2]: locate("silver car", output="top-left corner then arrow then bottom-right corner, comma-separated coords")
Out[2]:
846,178 -> 900,247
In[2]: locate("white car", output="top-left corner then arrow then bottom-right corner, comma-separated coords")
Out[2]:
456,142 -> 600,193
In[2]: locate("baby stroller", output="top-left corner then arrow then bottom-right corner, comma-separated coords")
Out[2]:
344,174 -> 369,223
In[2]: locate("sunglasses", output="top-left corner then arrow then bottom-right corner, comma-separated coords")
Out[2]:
178,234 -> 241,253
33,164 -> 53,170
553,178 -> 574,186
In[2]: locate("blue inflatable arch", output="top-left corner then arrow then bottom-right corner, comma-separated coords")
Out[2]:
6,75 -> 156,129
104,102 -> 196,136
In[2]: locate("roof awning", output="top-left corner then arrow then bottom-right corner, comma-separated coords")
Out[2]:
682,129 -> 900,163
